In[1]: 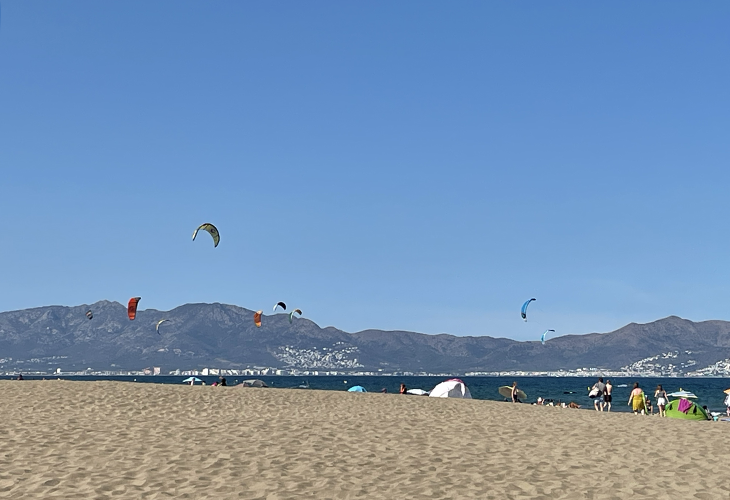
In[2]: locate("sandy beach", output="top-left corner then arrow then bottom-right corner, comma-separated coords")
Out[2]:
1,381 -> 728,499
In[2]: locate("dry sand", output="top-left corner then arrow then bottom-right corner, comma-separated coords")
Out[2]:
1,381 -> 729,499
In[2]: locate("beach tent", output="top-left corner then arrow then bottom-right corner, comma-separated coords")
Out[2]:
238,379 -> 268,388
348,385 -> 366,392
665,398 -> 709,421
182,377 -> 202,385
429,378 -> 472,399
406,389 -> 429,396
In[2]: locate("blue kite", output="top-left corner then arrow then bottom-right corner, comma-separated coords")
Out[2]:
521,298 -> 536,321
541,329 -> 555,345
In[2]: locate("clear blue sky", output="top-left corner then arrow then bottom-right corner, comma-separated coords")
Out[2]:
1,2 -> 729,340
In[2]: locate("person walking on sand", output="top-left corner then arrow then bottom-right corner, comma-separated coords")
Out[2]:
628,382 -> 645,415
604,379 -> 613,412
511,381 -> 520,403
591,377 -> 606,412
655,385 -> 669,417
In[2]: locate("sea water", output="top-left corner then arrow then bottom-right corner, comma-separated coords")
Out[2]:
9,375 -> 730,414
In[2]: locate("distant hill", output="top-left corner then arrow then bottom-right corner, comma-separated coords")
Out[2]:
1,301 -> 730,375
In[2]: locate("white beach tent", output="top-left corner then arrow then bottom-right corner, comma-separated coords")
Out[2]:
429,378 -> 472,399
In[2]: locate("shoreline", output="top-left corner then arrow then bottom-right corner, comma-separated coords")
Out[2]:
5,375 -> 729,414
7,372 -> 730,378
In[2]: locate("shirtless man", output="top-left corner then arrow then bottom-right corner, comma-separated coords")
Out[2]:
604,379 -> 613,412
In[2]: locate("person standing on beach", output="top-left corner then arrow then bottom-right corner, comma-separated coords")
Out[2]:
628,382 -> 645,415
511,381 -> 520,403
592,377 -> 606,411
655,385 -> 668,417
604,379 -> 613,412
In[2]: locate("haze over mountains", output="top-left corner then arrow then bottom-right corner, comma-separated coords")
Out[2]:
2,301 -> 730,375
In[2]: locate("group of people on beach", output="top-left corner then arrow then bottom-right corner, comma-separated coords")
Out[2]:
630,382 -> 686,417
588,379 -> 700,417
590,377 -> 614,411
590,378 -> 671,415
519,376 -> 725,417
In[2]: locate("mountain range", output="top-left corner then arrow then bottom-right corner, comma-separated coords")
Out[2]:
2,301 -> 730,375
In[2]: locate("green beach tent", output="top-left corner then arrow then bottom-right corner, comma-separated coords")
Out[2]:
665,398 -> 709,421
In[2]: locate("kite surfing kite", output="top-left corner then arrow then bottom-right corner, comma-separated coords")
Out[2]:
128,297 -> 141,320
254,310 -> 263,328
85,310 -> 93,320
288,309 -> 302,324
192,223 -> 220,247
521,298 -> 536,321
541,329 -> 555,345
156,319 -> 168,335
273,302 -> 287,312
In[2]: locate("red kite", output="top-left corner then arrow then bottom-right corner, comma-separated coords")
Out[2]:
128,297 -> 141,320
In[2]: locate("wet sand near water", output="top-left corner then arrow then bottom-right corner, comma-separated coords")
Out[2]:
1,380 -> 728,499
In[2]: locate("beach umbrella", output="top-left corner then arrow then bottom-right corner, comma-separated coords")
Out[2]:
348,385 -> 366,392
724,388 -> 730,395
182,377 -> 202,385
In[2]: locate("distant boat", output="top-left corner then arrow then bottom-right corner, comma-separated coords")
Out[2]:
616,384 -> 628,388
668,390 -> 697,399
